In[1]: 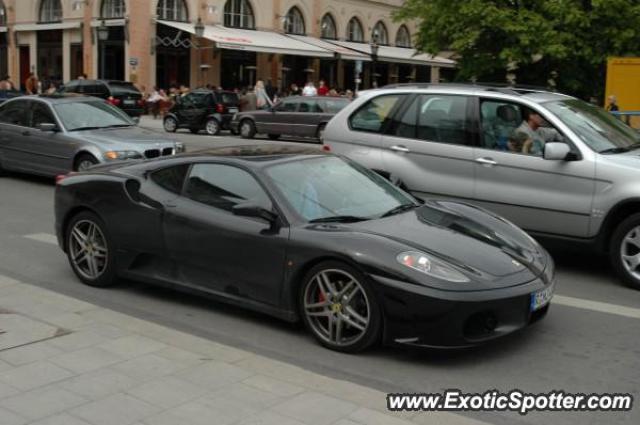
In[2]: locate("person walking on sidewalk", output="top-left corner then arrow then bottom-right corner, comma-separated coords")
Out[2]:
255,79 -> 273,109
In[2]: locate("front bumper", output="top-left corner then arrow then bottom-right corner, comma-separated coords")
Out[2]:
374,275 -> 553,348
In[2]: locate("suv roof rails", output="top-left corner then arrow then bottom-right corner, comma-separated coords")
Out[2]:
381,82 -> 559,96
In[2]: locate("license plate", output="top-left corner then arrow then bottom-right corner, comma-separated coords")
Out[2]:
530,282 -> 554,311
123,99 -> 135,105
228,108 -> 238,113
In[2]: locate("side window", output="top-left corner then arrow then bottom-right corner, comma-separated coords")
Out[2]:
299,99 -> 321,113
184,163 -> 271,213
61,82 -> 79,93
480,99 -> 563,156
31,103 -> 56,128
349,94 -> 404,133
95,83 -> 109,97
388,96 -> 419,138
151,164 -> 190,194
0,100 -> 29,126
275,100 -> 297,112
180,94 -> 197,108
416,95 -> 470,145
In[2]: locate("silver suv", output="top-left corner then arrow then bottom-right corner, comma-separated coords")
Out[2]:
323,84 -> 640,289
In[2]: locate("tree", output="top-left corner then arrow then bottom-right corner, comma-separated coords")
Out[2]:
394,0 -> 640,99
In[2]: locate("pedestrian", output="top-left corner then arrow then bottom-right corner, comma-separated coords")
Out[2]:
147,86 -> 163,119
317,79 -> 329,96
606,95 -> 619,112
45,82 -> 57,95
328,88 -> 339,97
179,84 -> 190,97
290,83 -> 301,96
265,79 -> 276,102
243,86 -> 257,111
255,79 -> 272,109
302,81 -> 317,96
25,72 -> 38,95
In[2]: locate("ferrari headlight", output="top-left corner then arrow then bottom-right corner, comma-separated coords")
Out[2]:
397,251 -> 470,283
104,150 -> 143,160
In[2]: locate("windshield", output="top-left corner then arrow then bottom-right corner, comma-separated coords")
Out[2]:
544,99 -> 640,153
265,156 -> 415,221
53,101 -> 134,131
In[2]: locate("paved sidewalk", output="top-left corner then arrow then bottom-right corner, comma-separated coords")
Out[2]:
0,274 -> 489,425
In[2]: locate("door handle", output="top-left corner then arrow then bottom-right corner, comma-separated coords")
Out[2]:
390,145 -> 410,153
476,157 -> 498,166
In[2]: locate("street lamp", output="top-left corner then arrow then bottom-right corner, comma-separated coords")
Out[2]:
194,18 -> 205,87
370,32 -> 379,88
97,20 -> 109,79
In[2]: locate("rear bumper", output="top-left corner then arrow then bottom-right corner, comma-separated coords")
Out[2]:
373,274 -> 553,348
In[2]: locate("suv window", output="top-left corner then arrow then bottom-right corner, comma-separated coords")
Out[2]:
350,94 -> 404,133
0,100 -> 30,126
275,100 -> 298,112
184,163 -> 271,213
151,164 -> 190,194
62,81 -> 79,93
31,102 -> 56,128
188,92 -> 212,107
299,99 -> 321,113
416,95 -> 470,145
480,99 -> 563,155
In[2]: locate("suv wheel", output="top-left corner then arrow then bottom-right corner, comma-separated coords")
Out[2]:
610,213 -> 640,290
205,118 -> 221,136
74,154 -> 98,172
163,116 -> 178,133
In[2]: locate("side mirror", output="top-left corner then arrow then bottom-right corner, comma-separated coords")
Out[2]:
38,123 -> 58,132
543,142 -> 571,160
232,202 -> 278,223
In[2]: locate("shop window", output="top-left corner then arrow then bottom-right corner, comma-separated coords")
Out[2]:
101,0 -> 125,19
396,25 -> 411,48
347,17 -> 364,42
284,7 -> 305,35
372,21 -> 388,45
320,14 -> 336,39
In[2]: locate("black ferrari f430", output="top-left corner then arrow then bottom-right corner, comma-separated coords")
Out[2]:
55,145 -> 554,352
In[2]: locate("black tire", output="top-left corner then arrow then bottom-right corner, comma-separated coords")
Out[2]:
299,261 -> 382,353
239,119 -> 256,139
189,128 -> 200,134
163,116 -> 178,133
205,118 -> 221,136
610,213 -> 640,290
65,211 -> 117,288
267,134 -> 280,140
74,154 -> 99,172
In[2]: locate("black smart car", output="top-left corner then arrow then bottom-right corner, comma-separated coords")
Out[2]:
58,79 -> 144,117
163,89 -> 239,135
55,145 -> 554,352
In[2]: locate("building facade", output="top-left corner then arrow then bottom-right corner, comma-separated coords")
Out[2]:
0,0 -> 454,92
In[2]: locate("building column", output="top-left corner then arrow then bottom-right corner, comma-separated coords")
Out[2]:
128,2 -> 153,90
82,1 -> 93,77
336,59 -> 344,89
62,30 -> 71,82
430,66 -> 440,83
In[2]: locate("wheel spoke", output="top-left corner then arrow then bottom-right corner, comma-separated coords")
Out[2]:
340,312 -> 366,331
316,274 -> 331,299
342,282 -> 361,305
304,300 -> 330,310
345,306 -> 368,329
86,255 -> 98,277
319,272 -> 338,296
72,249 -> 86,262
72,227 -> 87,245
306,311 -> 331,317
623,254 -> 640,270
335,315 -> 343,343
625,229 -> 640,249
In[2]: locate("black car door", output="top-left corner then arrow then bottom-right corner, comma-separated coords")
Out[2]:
176,93 -> 204,127
163,162 -> 289,306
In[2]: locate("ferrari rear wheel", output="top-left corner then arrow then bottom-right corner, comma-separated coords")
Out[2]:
300,261 -> 381,352
66,211 -> 117,288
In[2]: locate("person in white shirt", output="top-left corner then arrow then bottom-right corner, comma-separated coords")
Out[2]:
302,81 -> 317,96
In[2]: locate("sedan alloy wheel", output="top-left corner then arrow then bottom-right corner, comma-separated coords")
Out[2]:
302,264 -> 381,352
164,117 -> 178,133
205,118 -> 220,135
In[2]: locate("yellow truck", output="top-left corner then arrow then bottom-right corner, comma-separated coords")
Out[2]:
605,57 -> 640,128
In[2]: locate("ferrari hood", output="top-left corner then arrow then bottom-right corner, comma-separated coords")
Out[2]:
345,200 -> 548,289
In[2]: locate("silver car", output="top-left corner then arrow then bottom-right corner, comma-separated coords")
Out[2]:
0,95 -> 184,176
323,84 -> 640,289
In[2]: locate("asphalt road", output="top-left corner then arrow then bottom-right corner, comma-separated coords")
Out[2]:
0,125 -> 638,425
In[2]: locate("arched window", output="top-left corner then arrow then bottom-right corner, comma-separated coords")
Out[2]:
347,17 -> 364,42
0,1 -> 6,26
224,0 -> 255,29
320,14 -> 336,39
396,25 -> 411,48
284,7 -> 305,35
157,0 -> 188,22
372,21 -> 388,45
39,0 -> 62,23
101,0 -> 125,19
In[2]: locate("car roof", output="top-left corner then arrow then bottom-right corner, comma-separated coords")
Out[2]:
3,94 -> 103,104
374,83 -> 572,103
187,144 -> 327,161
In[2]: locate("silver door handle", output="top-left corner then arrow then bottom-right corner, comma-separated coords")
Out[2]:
476,157 -> 498,166
390,145 -> 410,153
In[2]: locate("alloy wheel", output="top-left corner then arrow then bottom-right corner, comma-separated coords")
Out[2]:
621,226 -> 640,280
164,117 -> 177,132
69,220 -> 108,281
240,121 -> 253,138
206,119 -> 219,135
76,160 -> 96,172
303,269 -> 370,347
